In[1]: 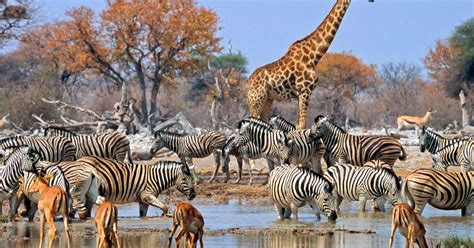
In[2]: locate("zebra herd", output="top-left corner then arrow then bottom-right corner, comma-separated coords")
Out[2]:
0,115 -> 472,246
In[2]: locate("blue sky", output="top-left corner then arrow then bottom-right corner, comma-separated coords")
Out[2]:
40,0 -> 473,73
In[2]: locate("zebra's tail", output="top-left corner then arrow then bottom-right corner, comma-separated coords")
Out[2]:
401,177 -> 413,207
399,145 -> 407,161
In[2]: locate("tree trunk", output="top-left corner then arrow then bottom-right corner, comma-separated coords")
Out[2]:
138,78 -> 148,124
460,89 -> 470,127
149,77 -> 161,119
210,99 -> 218,130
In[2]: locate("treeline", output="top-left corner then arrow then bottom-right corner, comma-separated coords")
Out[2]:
0,1 -> 472,131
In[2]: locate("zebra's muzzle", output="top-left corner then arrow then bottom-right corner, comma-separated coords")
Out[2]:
187,191 -> 196,200
328,211 -> 337,221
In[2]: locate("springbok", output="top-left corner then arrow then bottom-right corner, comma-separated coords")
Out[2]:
168,202 -> 204,248
95,201 -> 120,248
397,109 -> 436,133
389,203 -> 428,248
29,173 -> 71,248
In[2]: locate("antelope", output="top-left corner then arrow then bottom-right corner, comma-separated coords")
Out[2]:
168,202 -> 204,248
29,173 -> 71,248
95,201 -> 120,248
0,113 -> 11,129
397,109 -> 436,133
389,203 -> 428,248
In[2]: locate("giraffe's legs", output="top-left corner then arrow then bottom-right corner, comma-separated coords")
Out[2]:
261,99 -> 273,121
247,87 -> 267,119
297,92 -> 310,129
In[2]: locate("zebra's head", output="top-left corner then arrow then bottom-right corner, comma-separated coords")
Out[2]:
309,115 -> 328,141
235,122 -> 251,147
269,115 -> 279,129
9,147 -> 41,174
176,163 -> 196,201
276,135 -> 293,164
315,183 -> 338,221
381,169 -> 402,206
419,126 -> 428,152
150,131 -> 167,154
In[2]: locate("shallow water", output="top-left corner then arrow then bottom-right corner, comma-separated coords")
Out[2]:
1,198 -> 473,247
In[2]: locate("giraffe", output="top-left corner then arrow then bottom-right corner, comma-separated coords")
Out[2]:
247,0 -> 356,129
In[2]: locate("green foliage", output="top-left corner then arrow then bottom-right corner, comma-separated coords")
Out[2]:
442,236 -> 474,248
450,18 -> 474,83
210,52 -> 248,72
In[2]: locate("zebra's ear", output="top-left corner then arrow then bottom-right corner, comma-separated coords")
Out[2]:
154,131 -> 161,139
181,163 -> 191,175
422,126 -> 426,133
324,184 -> 333,193
288,139 -> 294,146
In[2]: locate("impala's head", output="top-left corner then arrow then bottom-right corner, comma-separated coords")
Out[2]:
428,109 -> 437,114
176,163 -> 196,200
29,173 -> 55,193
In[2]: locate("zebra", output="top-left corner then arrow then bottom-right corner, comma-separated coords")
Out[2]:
44,127 -> 132,163
209,135 -> 263,184
235,120 -> 288,172
431,140 -> 474,172
0,136 -> 76,162
150,130 -> 227,182
269,115 -> 296,133
418,126 -> 471,154
271,115 -> 330,171
324,162 -> 402,212
402,168 -> 473,216
309,115 -> 406,167
79,156 -> 196,217
12,163 -> 70,222
268,164 -> 337,221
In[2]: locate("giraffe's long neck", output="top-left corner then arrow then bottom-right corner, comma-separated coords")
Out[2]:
300,0 -> 351,65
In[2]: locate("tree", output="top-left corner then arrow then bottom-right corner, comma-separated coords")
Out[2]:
25,0 -> 221,124
425,18 -> 474,127
0,0 -> 33,48
312,52 -> 377,124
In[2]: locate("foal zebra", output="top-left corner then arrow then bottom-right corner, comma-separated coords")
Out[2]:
150,130 -> 226,182
324,163 -> 402,212
269,115 -> 296,133
0,136 -> 76,162
210,135 -> 263,184
310,115 -> 406,167
45,127 -> 132,163
79,156 -> 196,217
268,164 -> 337,221
432,140 -> 474,172
403,168 -> 473,216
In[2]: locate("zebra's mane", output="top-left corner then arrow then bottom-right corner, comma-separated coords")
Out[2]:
44,127 -> 78,137
237,119 -> 273,131
378,167 -> 401,190
0,135 -> 26,146
155,130 -> 185,138
299,166 -> 333,192
321,117 -> 346,134
270,115 -> 295,128
436,139 -> 468,152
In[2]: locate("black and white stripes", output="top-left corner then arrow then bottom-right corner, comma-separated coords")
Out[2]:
0,136 -> 76,162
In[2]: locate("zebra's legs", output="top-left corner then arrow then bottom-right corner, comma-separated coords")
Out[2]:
311,156 -> 322,174
8,193 -> 20,222
358,195 -> 368,212
139,203 -> 149,218
140,193 -> 168,216
242,156 -> 252,185
275,205 -> 285,220
290,203 -> 299,220
235,157 -> 243,184
462,202 -> 473,216
309,201 -> 321,221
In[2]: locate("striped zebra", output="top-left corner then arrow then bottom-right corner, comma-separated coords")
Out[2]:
0,165 -> 16,220
324,163 -> 402,212
431,140 -> 474,172
79,156 -> 196,217
268,164 -> 337,221
269,115 -> 296,133
150,130 -> 227,181
210,135 -> 263,184
45,127 -> 132,163
0,136 -> 76,162
12,163 -> 70,222
419,126 -> 471,154
403,168 -> 473,216
235,120 -> 288,171
0,147 -> 41,193
310,115 -> 406,167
